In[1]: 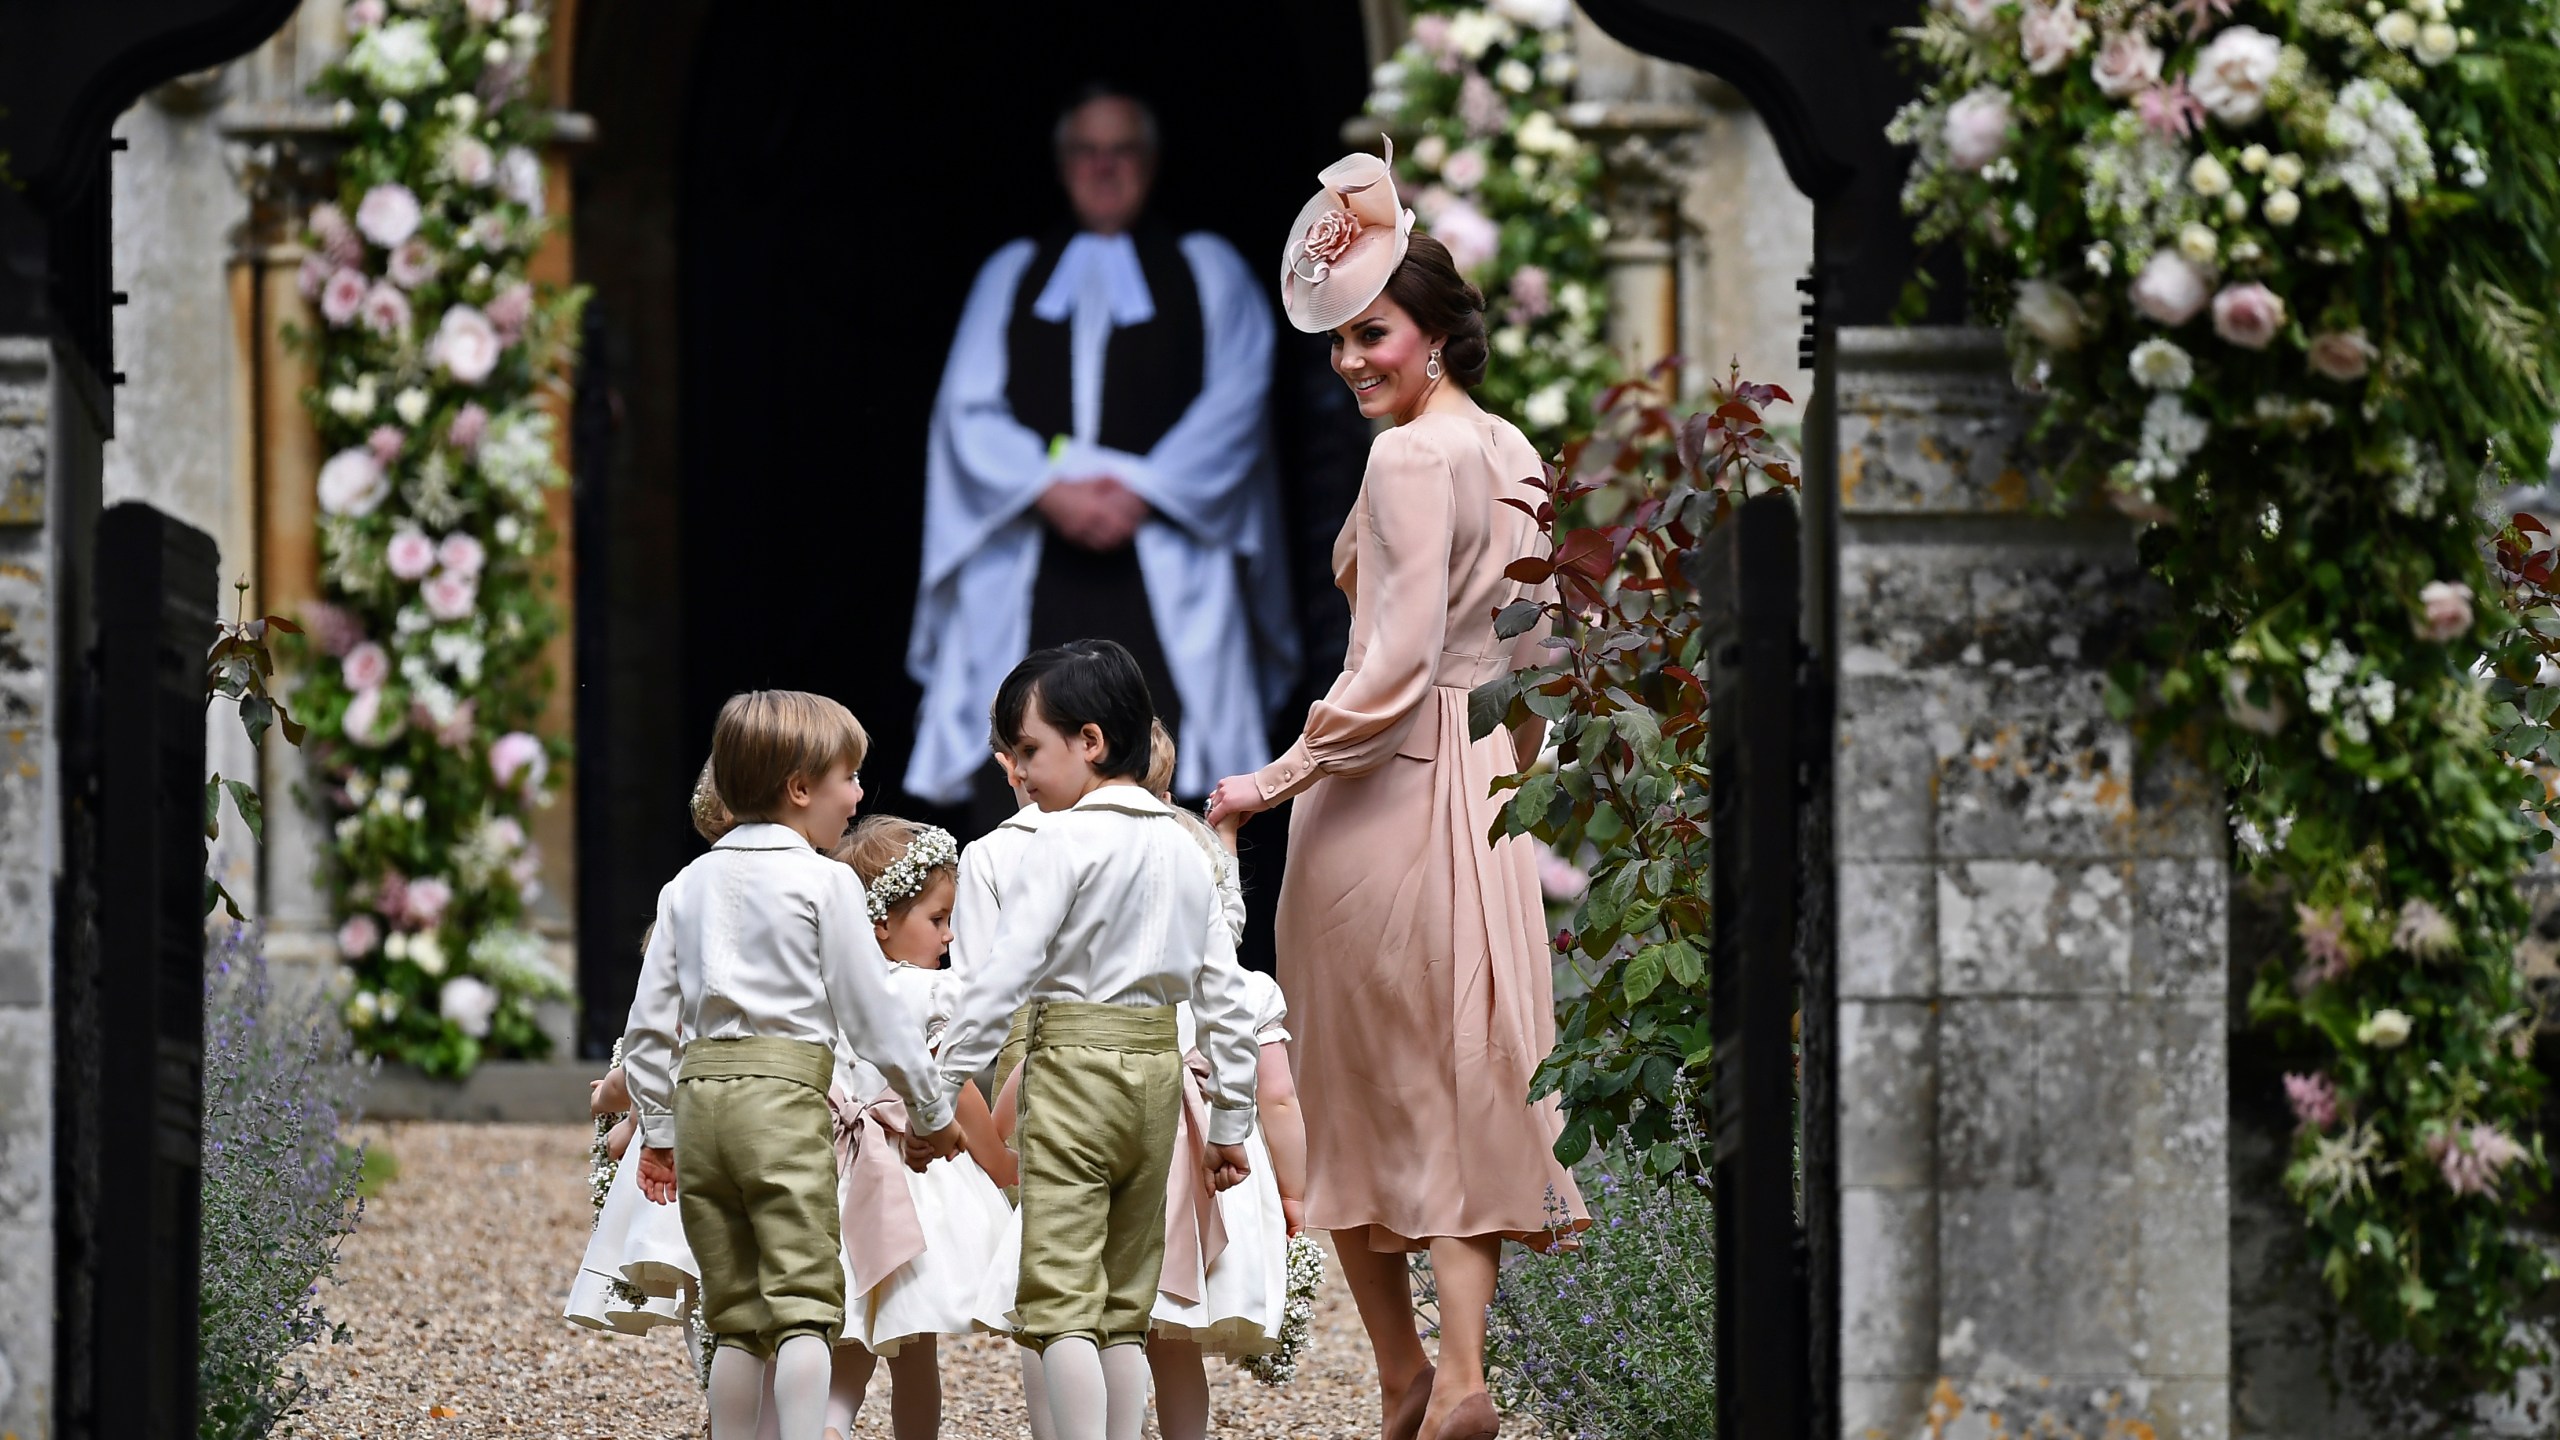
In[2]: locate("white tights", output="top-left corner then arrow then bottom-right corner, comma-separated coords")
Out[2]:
1025,1338 -> 1150,1440
825,1338 -> 943,1440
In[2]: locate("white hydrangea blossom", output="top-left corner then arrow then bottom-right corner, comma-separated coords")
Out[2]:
347,20 -> 450,96
2076,113 -> 2195,241
2317,80 -> 2437,231
476,410 -> 559,510
2303,641 -> 2398,744
2131,393 -> 2209,486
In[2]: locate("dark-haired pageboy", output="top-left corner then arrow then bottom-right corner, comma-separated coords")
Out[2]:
930,638 -> 1262,1439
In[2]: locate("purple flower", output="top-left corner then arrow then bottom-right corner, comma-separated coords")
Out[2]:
319,268 -> 369,328
297,254 -> 335,300
2282,1071 -> 2337,1130
2431,1123 -> 2529,1197
301,600 -> 365,658
355,183 -> 422,249
358,281 -> 413,338
2292,903 -> 2354,992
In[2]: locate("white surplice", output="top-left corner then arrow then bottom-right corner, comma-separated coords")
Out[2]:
904,230 -> 1298,804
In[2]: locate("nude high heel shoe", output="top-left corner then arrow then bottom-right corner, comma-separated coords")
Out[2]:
1383,1363 -> 1436,1440
1430,1390 -> 1499,1440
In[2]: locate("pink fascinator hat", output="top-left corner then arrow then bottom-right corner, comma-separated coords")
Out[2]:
1280,136 -> 1415,334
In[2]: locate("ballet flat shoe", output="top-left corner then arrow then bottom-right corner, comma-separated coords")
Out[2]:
1383,1363 -> 1436,1440
1429,1390 -> 1500,1440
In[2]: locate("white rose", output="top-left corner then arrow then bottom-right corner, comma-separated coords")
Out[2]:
1496,58 -> 1536,93
1522,383 -> 1571,430
2374,9 -> 2420,48
1491,0 -> 1573,29
2222,190 -> 2250,221
394,387 -> 430,426
447,93 -> 482,126
1413,133 -> 1449,170
2357,1008 -> 2414,1048
2191,26 -> 2283,124
2414,19 -> 2460,62
2239,144 -> 2271,173
1942,0 -> 2002,32
440,976 -> 499,1038
498,147 -> 546,214
431,305 -> 505,385
2019,3 -> 2093,74
2188,153 -> 2233,197
484,37 -> 513,65
2013,280 -> 2088,350
2177,222 -> 2220,265
316,447 -> 390,516
446,135 -> 496,188
2415,579 -> 2476,642
2090,30 -> 2165,98
2263,189 -> 2301,226
1943,89 -> 2013,173
2128,337 -> 2195,390
2130,250 -> 2211,326
379,98 -> 407,132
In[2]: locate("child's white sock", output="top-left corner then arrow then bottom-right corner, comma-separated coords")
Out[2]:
771,1333 -> 833,1439
825,1344 -> 877,1439
1147,1337 -> 1210,1440
887,1338 -> 944,1440
1099,1342 -> 1152,1440
1040,1337 -> 1108,1440
707,1346 -> 766,1440
1018,1346 -> 1061,1440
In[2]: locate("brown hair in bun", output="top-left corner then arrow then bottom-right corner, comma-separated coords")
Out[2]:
1383,231 -> 1490,389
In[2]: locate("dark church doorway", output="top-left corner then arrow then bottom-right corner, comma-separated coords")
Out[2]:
570,0 -> 1375,1053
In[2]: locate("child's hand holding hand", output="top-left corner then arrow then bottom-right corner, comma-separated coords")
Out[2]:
636,1145 -> 677,1204
1207,1141 -> 1252,1192
589,1065 -> 632,1117
903,1120 -> 963,1172
1281,1195 -> 1306,1238
606,1114 -> 637,1162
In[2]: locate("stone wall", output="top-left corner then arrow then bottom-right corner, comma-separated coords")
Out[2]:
1830,326 -> 2231,1440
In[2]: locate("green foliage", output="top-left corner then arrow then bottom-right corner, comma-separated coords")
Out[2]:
1901,0 -> 2560,1378
205,580 -> 307,920
1472,361 -> 1801,1172
1363,2 -> 1617,455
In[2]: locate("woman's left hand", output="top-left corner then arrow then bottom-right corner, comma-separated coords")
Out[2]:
1205,775 -> 1271,829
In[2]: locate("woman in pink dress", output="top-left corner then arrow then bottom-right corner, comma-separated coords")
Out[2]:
1208,142 -> 1586,1440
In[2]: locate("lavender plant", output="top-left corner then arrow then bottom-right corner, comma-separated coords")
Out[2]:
1486,1116 -> 1717,1439
199,925 -> 372,1440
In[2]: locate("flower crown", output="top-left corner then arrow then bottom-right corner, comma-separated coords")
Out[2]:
866,825 -> 959,923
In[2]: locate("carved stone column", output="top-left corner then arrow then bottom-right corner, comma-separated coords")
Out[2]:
1568,100 -> 1703,380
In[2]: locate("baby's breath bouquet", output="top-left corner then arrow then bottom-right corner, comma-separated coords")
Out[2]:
1900,0 -> 2560,1376
1239,1233 -> 1327,1386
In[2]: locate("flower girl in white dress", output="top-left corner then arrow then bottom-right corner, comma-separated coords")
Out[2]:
825,816 -> 1018,1440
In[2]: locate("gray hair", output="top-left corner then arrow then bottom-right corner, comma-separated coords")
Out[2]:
1053,85 -> 1160,156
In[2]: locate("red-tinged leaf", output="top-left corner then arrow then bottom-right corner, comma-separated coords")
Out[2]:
2516,512 -> 2550,536
1664,664 -> 1703,691
1554,529 -> 1616,578
1536,675 -> 1579,696
1499,497 -> 1543,520
263,613 -> 304,634
1505,556 -> 1558,584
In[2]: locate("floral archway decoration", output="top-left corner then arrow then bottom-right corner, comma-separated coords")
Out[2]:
1900,0 -> 2560,1376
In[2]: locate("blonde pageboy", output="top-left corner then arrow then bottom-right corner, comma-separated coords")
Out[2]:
622,690 -> 959,1440
934,641 -> 1261,1440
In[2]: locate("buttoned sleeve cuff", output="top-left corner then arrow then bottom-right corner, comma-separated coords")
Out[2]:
1255,738 -> 1318,804
1206,1101 -> 1257,1148
637,1107 -> 677,1151
910,1078 -> 959,1138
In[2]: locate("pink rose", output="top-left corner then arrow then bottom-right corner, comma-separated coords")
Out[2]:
485,282 -> 534,344
337,913 -> 382,959
341,641 -> 391,692
446,136 -> 496,189
2282,1072 -> 2337,1131
1942,88 -> 2012,173
2191,25 -> 2281,125
1411,13 -> 1455,61
359,280 -> 412,338
345,0 -> 385,31
367,424 -> 405,465
297,253 -> 334,300
317,447 -> 390,516
2414,580 -> 2475,643
404,876 -> 455,929
375,871 -> 409,923
431,305 -> 503,385
386,528 -> 438,581
511,849 -> 545,901
2129,251 -> 2210,327
1426,196 -> 1501,274
449,403 -> 490,453
2099,31 -> 2160,97
1536,849 -> 1588,903
320,268 -> 369,327
489,730 -> 548,793
433,697 -> 479,750
311,202 -> 364,269
1507,264 -> 1553,324
2307,330 -> 2377,382
2292,903 -> 2353,992
388,238 -> 440,289
2137,75 -> 2207,139
355,183 -> 422,249
302,600 -> 365,658
342,687 -> 406,748
2019,3 -> 2093,76
1440,145 -> 1489,193
497,149 -> 545,213
2210,281 -> 2285,349
436,531 -> 488,578
423,570 -> 480,621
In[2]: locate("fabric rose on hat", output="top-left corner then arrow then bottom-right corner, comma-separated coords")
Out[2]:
2091,30 -> 2163,98
317,447 -> 391,517
320,268 -> 369,328
1943,88 -> 2012,173
341,641 -> 392,693
386,528 -> 439,582
2210,282 -> 2285,349
2192,26 -> 2281,124
490,730 -> 548,793
2130,251 -> 2211,327
2307,330 -> 2377,382
431,305 -> 504,385
355,182 -> 422,248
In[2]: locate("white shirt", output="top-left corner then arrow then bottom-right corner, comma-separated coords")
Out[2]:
938,787 -> 1260,1144
945,803 -> 1044,989
622,823 -> 957,1147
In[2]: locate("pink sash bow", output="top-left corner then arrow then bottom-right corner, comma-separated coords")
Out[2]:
1160,1049 -> 1230,1306
829,1085 -> 927,1295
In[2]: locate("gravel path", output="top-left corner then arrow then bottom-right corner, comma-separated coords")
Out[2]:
280,1123 -> 1402,1439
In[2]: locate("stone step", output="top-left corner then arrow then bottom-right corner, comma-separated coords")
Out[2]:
361,1059 -> 597,1124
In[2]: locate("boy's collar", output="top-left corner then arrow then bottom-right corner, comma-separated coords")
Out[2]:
717,821 -> 815,851
1067,784 -> 1173,818
998,803 -> 1045,832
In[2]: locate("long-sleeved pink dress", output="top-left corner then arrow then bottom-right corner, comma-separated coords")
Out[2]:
1253,408 -> 1588,1252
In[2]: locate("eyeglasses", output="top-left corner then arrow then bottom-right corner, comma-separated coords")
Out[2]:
1062,141 -> 1149,167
